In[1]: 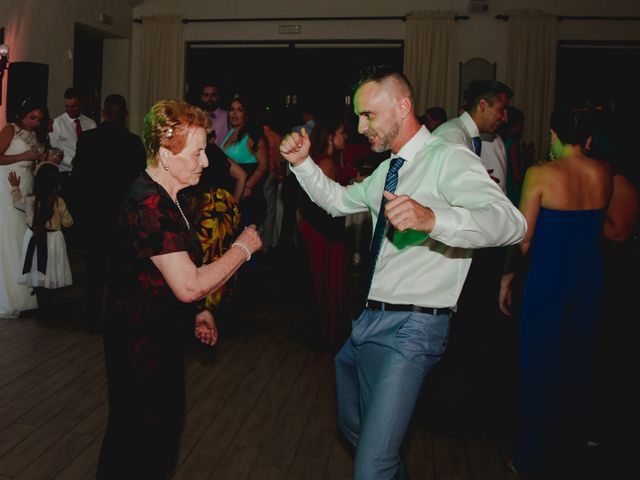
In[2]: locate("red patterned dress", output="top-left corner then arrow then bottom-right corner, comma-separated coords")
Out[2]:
97,172 -> 204,479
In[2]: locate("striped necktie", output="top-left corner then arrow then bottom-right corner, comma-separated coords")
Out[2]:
472,136 -> 482,156
361,156 -> 405,308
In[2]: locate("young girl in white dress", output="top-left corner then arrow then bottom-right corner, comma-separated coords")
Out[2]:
8,162 -> 73,321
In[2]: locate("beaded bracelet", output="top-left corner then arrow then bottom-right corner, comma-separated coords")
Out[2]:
231,242 -> 252,261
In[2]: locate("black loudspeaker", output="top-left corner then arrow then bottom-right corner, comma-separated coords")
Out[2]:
6,61 -> 49,123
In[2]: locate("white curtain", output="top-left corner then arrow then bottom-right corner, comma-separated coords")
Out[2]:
506,10 -> 557,164
404,11 -> 457,119
140,15 -> 184,117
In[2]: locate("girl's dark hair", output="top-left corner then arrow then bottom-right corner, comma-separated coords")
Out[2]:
229,96 -> 263,153
32,163 -> 61,233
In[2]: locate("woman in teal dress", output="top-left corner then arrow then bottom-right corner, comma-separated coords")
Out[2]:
221,96 -> 269,229
499,108 -> 613,478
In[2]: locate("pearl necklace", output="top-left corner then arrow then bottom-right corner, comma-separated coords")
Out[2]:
174,197 -> 191,230
146,168 -> 190,229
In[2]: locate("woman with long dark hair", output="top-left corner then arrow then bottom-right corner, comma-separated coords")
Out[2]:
298,115 -> 348,349
220,96 -> 269,228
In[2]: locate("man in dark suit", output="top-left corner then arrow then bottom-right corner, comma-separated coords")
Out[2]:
72,94 -> 146,333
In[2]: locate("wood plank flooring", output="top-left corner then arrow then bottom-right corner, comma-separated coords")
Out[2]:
0,248 -> 604,479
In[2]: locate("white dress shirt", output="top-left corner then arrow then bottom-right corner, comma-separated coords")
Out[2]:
480,134 -> 507,193
290,126 -> 526,309
432,111 -> 479,153
51,113 -> 97,172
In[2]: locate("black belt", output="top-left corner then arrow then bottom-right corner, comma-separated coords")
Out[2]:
365,300 -> 452,316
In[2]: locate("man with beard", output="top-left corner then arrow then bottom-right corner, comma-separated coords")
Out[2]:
280,65 -> 526,479
200,83 -> 229,147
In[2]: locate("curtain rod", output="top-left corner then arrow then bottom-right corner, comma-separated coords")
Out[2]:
495,14 -> 640,22
133,15 -> 471,24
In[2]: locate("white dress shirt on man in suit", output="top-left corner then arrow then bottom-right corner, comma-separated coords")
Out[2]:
432,111 -> 480,153
51,113 -> 97,173
480,133 -> 507,192
290,126 -> 526,309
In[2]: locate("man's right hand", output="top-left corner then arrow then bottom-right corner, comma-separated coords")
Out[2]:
279,127 -> 311,166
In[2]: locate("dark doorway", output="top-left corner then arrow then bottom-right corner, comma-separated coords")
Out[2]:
555,41 -> 640,182
555,41 -> 640,113
73,25 -> 104,124
185,41 -> 403,130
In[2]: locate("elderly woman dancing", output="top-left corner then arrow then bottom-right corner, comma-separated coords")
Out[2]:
96,100 -> 261,479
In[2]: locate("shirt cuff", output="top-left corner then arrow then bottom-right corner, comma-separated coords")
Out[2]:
428,204 -> 451,238
289,156 -> 314,176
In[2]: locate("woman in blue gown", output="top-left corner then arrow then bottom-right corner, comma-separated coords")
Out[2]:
499,108 -> 613,478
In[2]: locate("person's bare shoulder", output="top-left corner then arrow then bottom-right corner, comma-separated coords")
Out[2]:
592,156 -> 613,180
523,161 -> 547,183
523,161 -> 565,202
0,122 -> 16,139
0,123 -> 16,153
613,174 -> 639,200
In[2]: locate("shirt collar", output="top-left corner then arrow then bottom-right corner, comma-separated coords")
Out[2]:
395,125 -> 430,163
460,111 -> 480,138
65,113 -> 81,122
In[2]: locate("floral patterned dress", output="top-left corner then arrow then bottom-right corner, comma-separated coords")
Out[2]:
97,172 -> 204,478
187,144 -> 242,313
190,187 -> 241,311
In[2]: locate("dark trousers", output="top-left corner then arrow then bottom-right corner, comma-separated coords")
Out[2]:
85,241 -> 109,327
97,325 -> 186,479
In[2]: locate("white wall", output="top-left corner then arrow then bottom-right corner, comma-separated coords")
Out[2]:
125,0 -> 640,132
0,0 -> 133,128
131,0 -> 640,18
102,38 -> 131,103
2,0 -> 639,132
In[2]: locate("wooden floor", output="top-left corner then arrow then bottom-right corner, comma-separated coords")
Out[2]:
0,248 -> 604,479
